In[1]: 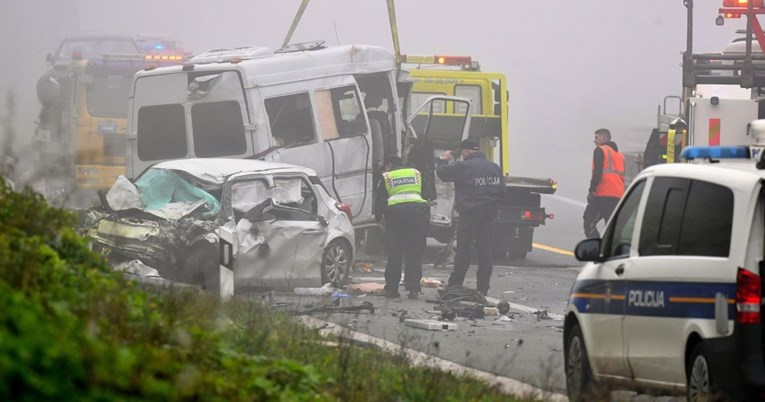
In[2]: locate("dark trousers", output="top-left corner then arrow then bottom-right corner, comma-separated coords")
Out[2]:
448,204 -> 497,293
583,196 -> 620,238
384,203 -> 428,293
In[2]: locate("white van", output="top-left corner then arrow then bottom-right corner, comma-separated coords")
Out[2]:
126,42 -> 470,232
564,124 -> 765,401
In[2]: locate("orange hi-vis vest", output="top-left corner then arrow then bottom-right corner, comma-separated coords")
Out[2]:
592,145 -> 625,198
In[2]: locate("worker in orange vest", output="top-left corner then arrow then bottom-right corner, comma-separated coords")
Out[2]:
583,128 -> 625,238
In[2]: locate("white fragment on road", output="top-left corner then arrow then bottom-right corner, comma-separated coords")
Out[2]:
403,319 -> 458,331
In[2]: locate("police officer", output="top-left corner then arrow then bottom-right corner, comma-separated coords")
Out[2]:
375,155 -> 429,299
584,128 -> 625,238
436,138 -> 504,296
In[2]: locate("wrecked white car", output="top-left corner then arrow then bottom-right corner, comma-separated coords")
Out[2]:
80,158 -> 355,293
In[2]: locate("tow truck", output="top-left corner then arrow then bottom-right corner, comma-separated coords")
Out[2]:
400,54 -> 557,259
641,0 -> 765,169
32,34 -> 190,206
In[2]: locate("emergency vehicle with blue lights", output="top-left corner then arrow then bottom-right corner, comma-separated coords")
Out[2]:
33,35 -> 190,204
564,118 -> 765,401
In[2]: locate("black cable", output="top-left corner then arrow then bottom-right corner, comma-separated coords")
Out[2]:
352,133 -> 370,218
325,140 -> 342,202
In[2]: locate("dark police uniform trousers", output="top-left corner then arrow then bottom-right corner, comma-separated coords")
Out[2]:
384,202 -> 429,293
448,203 -> 497,294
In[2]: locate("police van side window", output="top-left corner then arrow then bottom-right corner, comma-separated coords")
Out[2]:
679,180 -> 733,257
639,177 -> 689,256
639,178 -> 733,257
603,180 -> 646,259
265,93 -> 316,148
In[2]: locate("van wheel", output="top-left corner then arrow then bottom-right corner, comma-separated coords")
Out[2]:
321,239 -> 350,287
565,324 -> 594,402
687,343 -> 715,402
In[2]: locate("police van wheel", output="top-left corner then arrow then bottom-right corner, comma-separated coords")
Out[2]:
565,324 -> 594,402
687,343 -> 715,402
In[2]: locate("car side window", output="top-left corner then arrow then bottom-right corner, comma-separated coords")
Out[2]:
265,93 -> 316,148
603,180 -> 646,259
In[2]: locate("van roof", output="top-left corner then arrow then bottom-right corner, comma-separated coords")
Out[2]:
135,44 -> 398,88
151,158 -> 317,185
638,161 -> 765,191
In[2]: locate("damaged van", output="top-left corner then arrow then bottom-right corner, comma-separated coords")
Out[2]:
81,158 -> 354,294
125,41 -> 471,244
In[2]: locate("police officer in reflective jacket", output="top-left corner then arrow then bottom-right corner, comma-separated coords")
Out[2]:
375,155 -> 429,299
436,139 -> 505,296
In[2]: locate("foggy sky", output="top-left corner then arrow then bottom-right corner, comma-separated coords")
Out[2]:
0,0 -> 746,198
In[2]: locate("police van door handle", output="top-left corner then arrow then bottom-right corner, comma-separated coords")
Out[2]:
615,265 -> 625,276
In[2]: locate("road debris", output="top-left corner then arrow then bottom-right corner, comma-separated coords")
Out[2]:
404,319 -> 458,331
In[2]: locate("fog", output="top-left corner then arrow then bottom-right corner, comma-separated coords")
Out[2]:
0,0 -> 745,199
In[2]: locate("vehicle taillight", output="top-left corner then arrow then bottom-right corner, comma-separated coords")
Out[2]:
335,201 -> 353,223
736,268 -> 761,324
520,209 -> 545,221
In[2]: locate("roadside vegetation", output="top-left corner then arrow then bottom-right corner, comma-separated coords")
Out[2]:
0,179 -> 531,401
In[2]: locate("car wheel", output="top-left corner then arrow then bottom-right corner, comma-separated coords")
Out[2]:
565,324 -> 594,402
687,342 -> 715,402
322,239 -> 350,287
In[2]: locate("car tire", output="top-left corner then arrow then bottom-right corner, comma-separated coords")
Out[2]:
565,324 -> 594,402
687,342 -> 716,402
321,239 -> 351,287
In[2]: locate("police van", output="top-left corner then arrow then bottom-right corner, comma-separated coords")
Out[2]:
564,120 -> 765,401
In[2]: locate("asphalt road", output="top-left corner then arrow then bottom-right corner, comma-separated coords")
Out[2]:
272,195 -> 588,399
271,195 -> 686,402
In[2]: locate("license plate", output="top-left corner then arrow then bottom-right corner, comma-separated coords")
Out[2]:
97,121 -> 118,135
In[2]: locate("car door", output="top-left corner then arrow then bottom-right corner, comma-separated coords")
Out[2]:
622,177 -> 736,386
404,95 -> 471,228
583,179 -> 647,379
223,173 -> 329,291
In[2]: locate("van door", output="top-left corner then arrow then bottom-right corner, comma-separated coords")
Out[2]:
584,179 -> 647,379
263,85 -> 374,225
405,96 -> 471,229
622,177 -> 736,385
224,174 -> 328,291
128,70 -> 251,178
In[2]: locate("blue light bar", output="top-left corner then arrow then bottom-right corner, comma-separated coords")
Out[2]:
680,146 -> 750,160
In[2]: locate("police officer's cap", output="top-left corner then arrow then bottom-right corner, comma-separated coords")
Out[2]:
460,138 -> 480,150
384,154 -> 403,165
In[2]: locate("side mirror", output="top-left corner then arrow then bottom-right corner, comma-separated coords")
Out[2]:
318,216 -> 328,226
46,53 -> 54,63
574,238 -> 602,262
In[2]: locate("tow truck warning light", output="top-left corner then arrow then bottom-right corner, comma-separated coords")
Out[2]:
722,0 -> 763,7
402,54 -> 472,66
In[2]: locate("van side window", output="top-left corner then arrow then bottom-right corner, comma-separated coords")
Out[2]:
679,180 -> 733,257
265,93 -> 316,147
603,180 -> 646,259
191,100 -> 246,157
639,178 -> 732,257
639,177 -> 690,256
137,104 -> 187,160
316,86 -> 365,139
